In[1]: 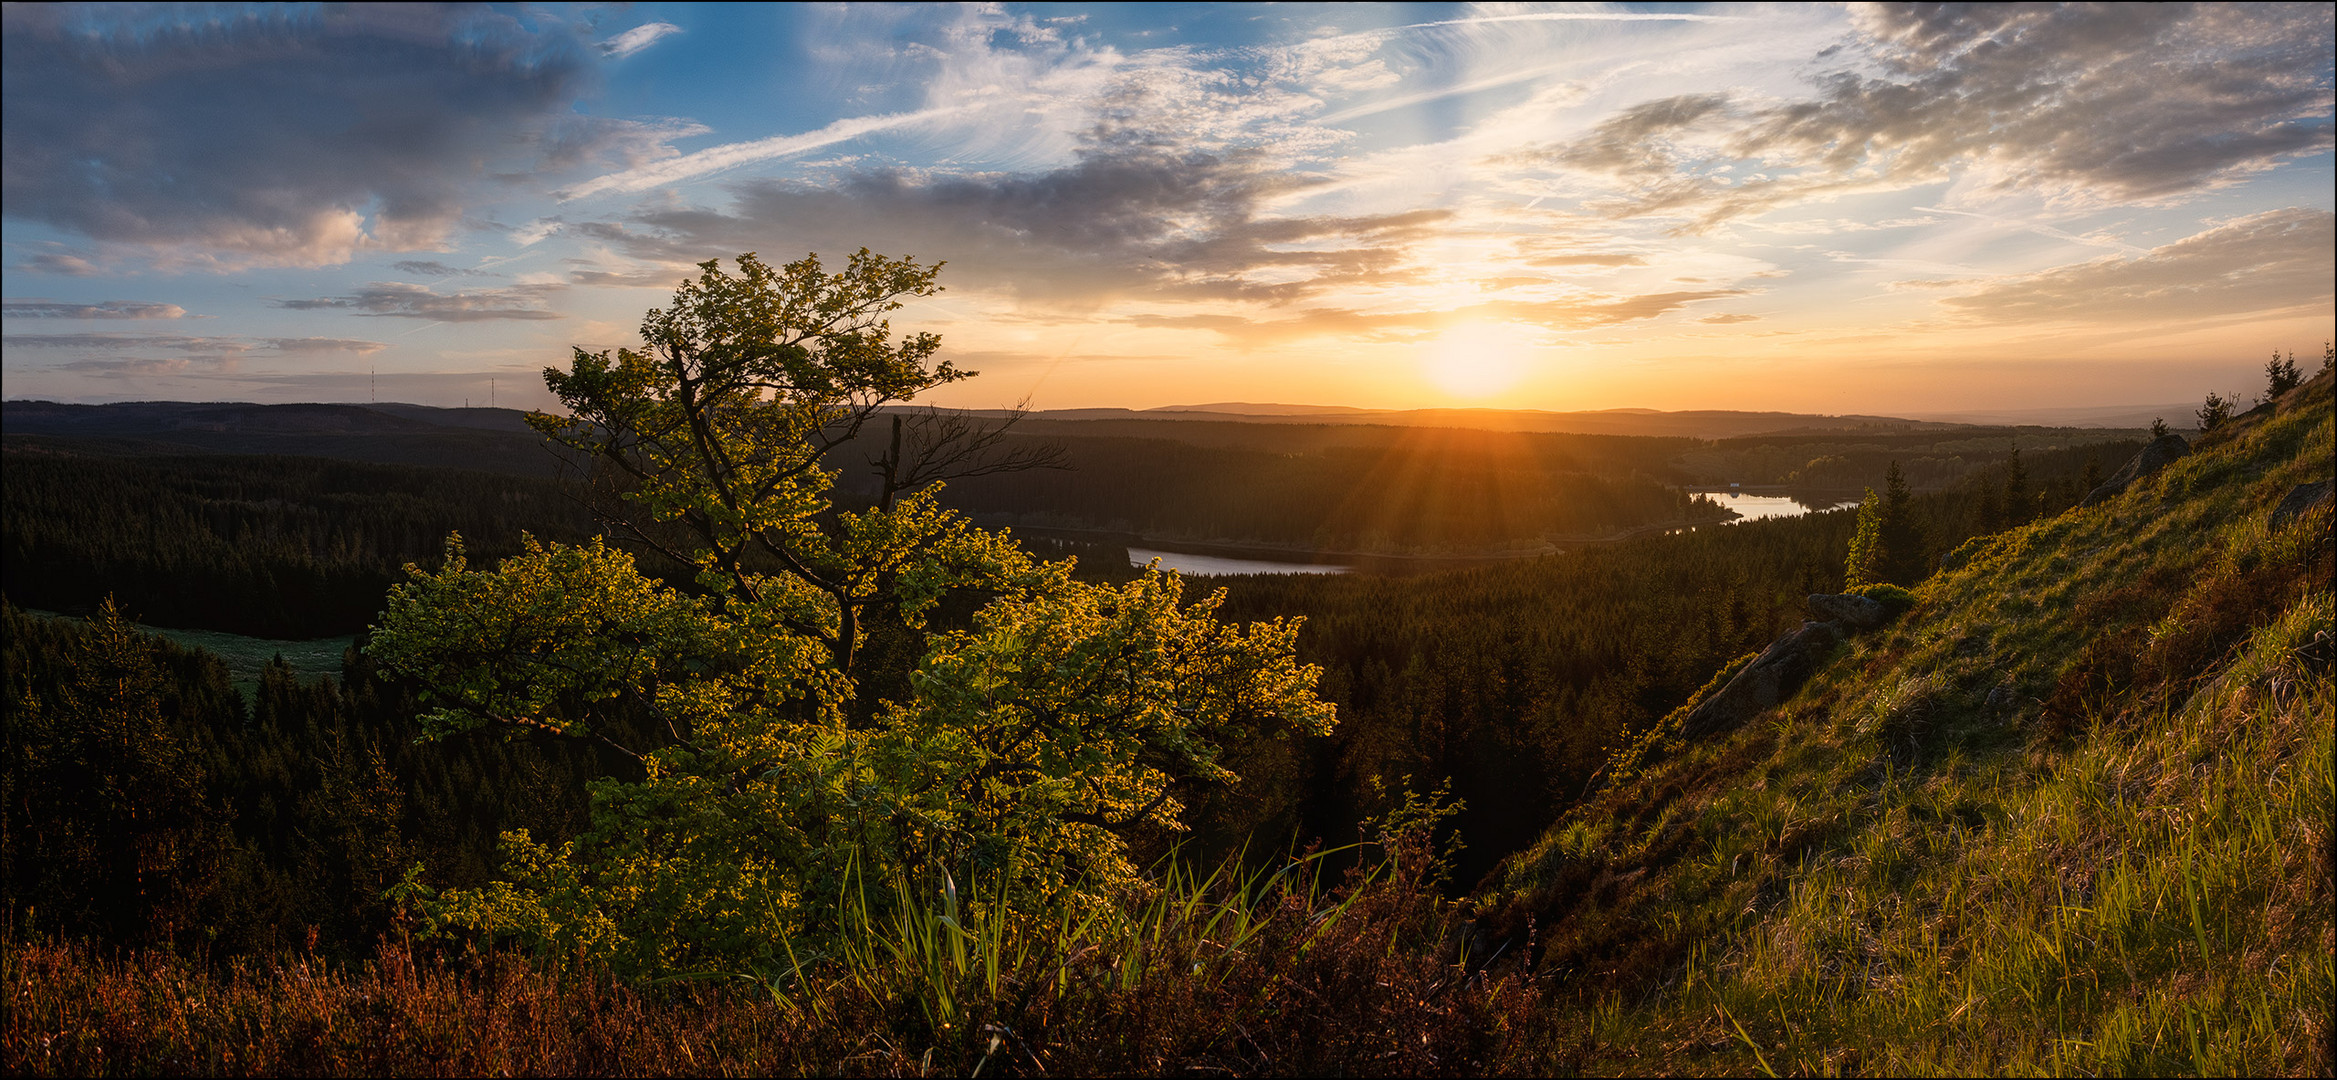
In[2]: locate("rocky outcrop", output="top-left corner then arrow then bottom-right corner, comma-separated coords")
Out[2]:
1681,620 -> 1842,740
1807,592 -> 1888,631
1679,592 -> 1910,740
2082,434 -> 2189,507
2270,479 -> 2332,530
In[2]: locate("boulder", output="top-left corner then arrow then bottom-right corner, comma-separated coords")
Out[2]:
2270,479 -> 2332,530
2082,434 -> 2188,507
1681,620 -> 1842,740
1807,592 -> 1888,631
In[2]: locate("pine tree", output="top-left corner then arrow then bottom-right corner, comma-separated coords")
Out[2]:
1876,461 -> 1928,585
2265,350 -> 2301,399
1845,487 -> 1882,588
2197,392 -> 2233,432
1846,462 -> 1927,588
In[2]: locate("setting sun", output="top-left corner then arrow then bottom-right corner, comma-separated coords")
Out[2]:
1419,320 -> 1539,400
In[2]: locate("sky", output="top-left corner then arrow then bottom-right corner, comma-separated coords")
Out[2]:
3,2 -> 2332,417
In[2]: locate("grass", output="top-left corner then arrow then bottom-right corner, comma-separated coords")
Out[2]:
6,823 -> 1568,1076
19,605 -> 353,704
1484,371 -> 2334,1076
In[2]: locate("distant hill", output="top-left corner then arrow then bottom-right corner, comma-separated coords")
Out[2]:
1,400 -> 573,477
1000,403 -> 1969,440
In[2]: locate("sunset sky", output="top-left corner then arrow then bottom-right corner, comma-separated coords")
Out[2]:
4,3 -> 2331,417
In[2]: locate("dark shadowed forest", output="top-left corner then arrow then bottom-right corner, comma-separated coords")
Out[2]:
4,402 -> 2130,942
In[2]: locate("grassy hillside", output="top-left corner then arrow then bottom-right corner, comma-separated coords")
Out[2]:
1480,369 -> 2334,1075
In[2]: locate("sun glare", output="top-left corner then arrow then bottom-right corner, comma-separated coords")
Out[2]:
1419,321 -> 1536,400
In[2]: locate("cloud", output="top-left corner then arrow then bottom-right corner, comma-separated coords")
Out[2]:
13,251 -> 99,276
6,333 -> 248,353
570,144 -> 1452,306
274,282 -> 565,321
4,299 -> 187,319
4,332 -> 384,354
391,260 -> 477,278
562,106 -> 974,200
1136,289 -> 1750,347
1524,253 -> 1648,268
598,22 -> 682,60
1,4 -> 674,267
1514,4 -> 2335,228
261,337 -> 391,354
6,331 -> 388,380
1939,207 -> 2334,323
54,355 -> 223,377
1698,313 -> 1761,324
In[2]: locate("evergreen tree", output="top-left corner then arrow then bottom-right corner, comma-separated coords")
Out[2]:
2003,445 -> 2032,526
1845,462 -> 1927,588
2264,350 -> 2301,399
2196,392 -> 2233,432
4,599 -> 221,943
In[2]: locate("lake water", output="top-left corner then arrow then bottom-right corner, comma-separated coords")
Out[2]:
1127,546 -> 1352,576
1127,493 -> 1862,574
1709,492 -> 1863,522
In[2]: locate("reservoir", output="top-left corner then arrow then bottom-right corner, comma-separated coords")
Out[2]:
1128,546 -> 1352,576
1126,492 -> 1860,575
1709,492 -> 1864,522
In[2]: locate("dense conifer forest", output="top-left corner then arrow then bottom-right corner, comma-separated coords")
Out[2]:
4,401 -> 2131,948
6,379 -> 2325,1073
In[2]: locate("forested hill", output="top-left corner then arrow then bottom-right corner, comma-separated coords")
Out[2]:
1471,367 -> 2334,1074
2,400 -> 573,477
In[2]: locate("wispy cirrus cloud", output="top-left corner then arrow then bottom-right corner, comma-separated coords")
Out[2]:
1124,288 -> 1751,347
273,282 -> 565,321
5,332 -> 385,354
1508,3 -> 2335,230
4,299 -> 187,319
561,107 -> 975,200
1938,207 -> 2334,323
6,332 -> 386,381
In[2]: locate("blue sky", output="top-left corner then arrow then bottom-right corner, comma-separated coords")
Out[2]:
4,2 -> 2331,415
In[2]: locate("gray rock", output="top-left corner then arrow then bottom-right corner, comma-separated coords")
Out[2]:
1807,592 -> 1888,631
1681,620 -> 1843,740
2083,434 -> 2190,507
2270,479 -> 2332,530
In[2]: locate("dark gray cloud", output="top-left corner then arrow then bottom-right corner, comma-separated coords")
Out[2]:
1,4 -> 663,265
390,260 -> 490,278
1939,207 -> 2334,322
1523,3 -> 2334,228
4,299 -> 186,319
274,282 -> 564,321
14,251 -> 99,276
568,146 -> 1452,305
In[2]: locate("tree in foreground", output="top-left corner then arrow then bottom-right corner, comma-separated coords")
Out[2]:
371,252 -> 1335,977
